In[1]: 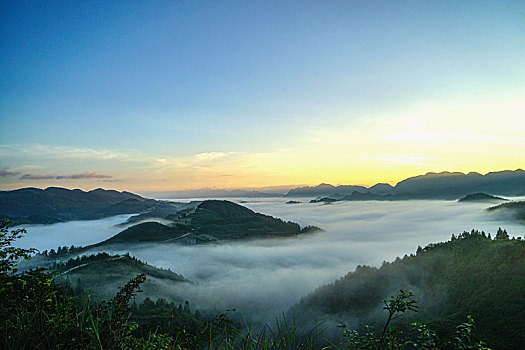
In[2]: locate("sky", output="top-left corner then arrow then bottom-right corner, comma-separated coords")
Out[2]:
1,0 -> 524,192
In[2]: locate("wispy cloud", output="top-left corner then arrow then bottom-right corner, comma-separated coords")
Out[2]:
20,172 -> 114,181
101,179 -> 124,183
0,167 -> 20,177
0,144 -> 133,161
148,152 -> 242,172
56,172 -> 112,179
20,174 -> 57,180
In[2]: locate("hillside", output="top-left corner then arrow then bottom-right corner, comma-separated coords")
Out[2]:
0,187 -> 185,225
95,200 -> 321,246
291,230 -> 525,350
173,200 -> 320,241
487,201 -> 525,222
458,192 -> 507,202
52,252 -> 190,301
96,222 -> 186,245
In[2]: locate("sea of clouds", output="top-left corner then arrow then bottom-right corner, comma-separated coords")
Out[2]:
15,198 -> 525,321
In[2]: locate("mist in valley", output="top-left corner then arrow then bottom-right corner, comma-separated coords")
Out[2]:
15,198 -> 525,323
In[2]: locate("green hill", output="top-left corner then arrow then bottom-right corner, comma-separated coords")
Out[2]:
173,200 -> 319,241
53,252 -> 189,301
458,192 -> 507,202
96,222 -> 185,245
487,201 -> 525,222
291,230 -> 525,350
94,200 -> 321,246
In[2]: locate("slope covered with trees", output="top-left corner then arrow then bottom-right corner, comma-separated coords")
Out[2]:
93,200 -> 321,246
51,252 -> 189,301
292,229 -> 525,349
0,220 -> 500,349
178,200 -> 320,240
487,201 -> 525,222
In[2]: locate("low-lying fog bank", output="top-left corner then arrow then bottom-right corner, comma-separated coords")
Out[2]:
13,198 -> 525,322
13,214 -> 134,250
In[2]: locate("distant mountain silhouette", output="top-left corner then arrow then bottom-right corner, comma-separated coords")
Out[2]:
144,188 -> 283,199
393,169 -> 525,198
2,169 -> 524,224
367,183 -> 395,195
286,169 -> 525,200
0,187 -> 181,225
287,183 -> 367,197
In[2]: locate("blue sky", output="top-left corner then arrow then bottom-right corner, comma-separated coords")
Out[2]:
1,0 -> 524,191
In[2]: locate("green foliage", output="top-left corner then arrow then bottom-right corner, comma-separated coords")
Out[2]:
0,219 -> 37,273
0,222 -> 507,349
295,230 -> 524,349
334,291 -> 489,350
377,291 -> 418,349
448,316 -> 490,350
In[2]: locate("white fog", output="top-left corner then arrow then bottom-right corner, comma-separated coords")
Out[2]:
14,198 -> 525,320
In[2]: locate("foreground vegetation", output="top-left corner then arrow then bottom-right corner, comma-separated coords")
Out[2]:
0,220 -> 503,349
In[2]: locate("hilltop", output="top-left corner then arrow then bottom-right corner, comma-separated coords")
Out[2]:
458,192 -> 507,202
48,252 -> 190,301
93,200 -> 321,246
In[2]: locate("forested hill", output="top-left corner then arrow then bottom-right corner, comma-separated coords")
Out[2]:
291,229 -> 525,350
488,201 -> 525,222
0,187 -> 185,225
172,199 -> 320,241
92,200 -> 321,246
50,252 -> 190,301
458,192 -> 507,202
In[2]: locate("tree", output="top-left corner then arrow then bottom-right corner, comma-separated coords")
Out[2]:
495,227 -> 509,240
0,219 -> 37,274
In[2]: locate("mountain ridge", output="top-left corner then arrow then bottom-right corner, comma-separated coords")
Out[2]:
290,169 -> 525,200
0,187 -> 184,225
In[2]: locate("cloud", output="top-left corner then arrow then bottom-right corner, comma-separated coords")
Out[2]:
56,172 -> 112,179
0,167 -> 20,177
20,172 -> 114,180
25,198 -> 522,324
0,144 -> 135,161
20,174 -> 57,180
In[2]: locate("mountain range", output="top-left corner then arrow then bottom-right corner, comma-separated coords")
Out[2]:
0,187 -> 186,225
141,169 -> 525,200
290,169 -> 525,200
2,169 -> 524,226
